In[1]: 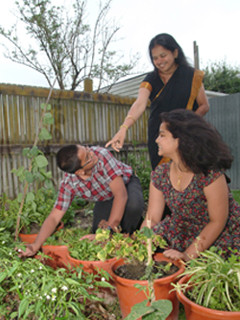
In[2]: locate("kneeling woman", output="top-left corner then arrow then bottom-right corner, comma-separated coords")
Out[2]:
142,109 -> 240,261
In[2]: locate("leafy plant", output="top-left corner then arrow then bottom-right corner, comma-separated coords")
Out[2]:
232,190 -> 240,204
45,227 -> 90,246
112,225 -> 173,320
173,247 -> 240,311
96,227 -> 167,263
44,227 -> 167,263
123,146 -> 152,203
13,83 -> 55,240
124,299 -> 172,320
0,240 -> 112,319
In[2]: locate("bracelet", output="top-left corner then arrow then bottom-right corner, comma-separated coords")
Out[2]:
120,124 -> 128,130
126,115 -> 136,123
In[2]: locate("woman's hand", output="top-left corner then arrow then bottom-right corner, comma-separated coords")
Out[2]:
105,128 -> 127,152
79,234 -> 96,240
163,249 -> 189,261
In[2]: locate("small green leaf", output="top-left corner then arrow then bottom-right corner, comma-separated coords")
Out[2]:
26,192 -> 35,203
39,128 -> 52,141
17,193 -> 23,203
141,227 -> 154,238
25,171 -> 34,183
18,298 -> 29,318
43,112 -> 54,125
35,155 -> 48,168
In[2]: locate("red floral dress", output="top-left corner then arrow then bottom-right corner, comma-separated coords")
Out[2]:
151,163 -> 240,257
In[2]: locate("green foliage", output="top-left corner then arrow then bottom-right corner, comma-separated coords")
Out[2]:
122,147 -> 152,203
45,228 -> 167,263
45,227 -> 90,246
173,247 -> 240,311
0,188 -> 57,234
0,0 -> 138,90
96,228 -> 167,263
203,61 -> 240,93
124,299 -> 172,320
232,190 -> 240,204
0,241 -> 109,319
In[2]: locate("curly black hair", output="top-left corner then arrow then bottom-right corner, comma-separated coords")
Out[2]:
159,109 -> 233,175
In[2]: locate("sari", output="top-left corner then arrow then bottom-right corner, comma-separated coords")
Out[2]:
140,65 -> 204,169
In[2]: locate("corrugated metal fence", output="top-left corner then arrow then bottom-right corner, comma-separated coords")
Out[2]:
205,92 -> 240,190
0,84 -> 239,198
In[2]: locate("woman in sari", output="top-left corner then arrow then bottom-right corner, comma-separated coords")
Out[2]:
106,33 -> 209,170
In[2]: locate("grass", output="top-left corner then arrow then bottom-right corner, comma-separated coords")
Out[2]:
232,190 -> 240,204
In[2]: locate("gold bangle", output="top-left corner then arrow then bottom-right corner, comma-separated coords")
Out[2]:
120,124 -> 128,130
126,115 -> 136,123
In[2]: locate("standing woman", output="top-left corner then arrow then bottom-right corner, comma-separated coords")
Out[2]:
141,109 -> 240,261
106,33 -> 209,170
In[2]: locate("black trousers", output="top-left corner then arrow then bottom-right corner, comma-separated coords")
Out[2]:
92,175 -> 145,234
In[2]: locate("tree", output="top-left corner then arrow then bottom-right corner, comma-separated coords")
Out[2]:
203,61 -> 240,94
0,0 -> 139,91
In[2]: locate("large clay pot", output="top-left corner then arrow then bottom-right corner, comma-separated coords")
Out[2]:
177,275 -> 240,320
19,221 -> 64,244
39,245 -> 70,270
41,244 -> 118,278
111,253 -> 184,320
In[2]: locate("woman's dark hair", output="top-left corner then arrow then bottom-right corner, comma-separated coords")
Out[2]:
56,145 -> 81,173
149,33 -> 190,71
160,109 -> 233,175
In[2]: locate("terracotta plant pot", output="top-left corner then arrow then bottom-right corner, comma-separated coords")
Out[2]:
177,275 -> 240,320
41,244 -> 118,278
111,253 -> 184,320
19,221 -> 64,244
38,245 -> 70,270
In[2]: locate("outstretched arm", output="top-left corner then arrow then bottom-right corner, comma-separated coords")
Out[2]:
105,87 -> 150,152
18,207 -> 65,257
102,176 -> 128,230
164,174 -> 229,261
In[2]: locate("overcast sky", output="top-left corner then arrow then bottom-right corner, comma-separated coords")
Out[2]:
0,0 -> 239,88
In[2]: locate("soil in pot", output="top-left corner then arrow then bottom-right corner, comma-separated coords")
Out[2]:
114,260 -> 179,280
112,253 -> 184,320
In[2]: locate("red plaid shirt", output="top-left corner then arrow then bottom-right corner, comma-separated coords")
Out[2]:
54,146 -> 132,212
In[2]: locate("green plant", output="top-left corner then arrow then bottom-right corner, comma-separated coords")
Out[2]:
121,144 -> 151,203
173,247 -> 240,311
111,225 -> 174,320
232,190 -> 240,204
13,96 -> 55,240
0,241 -> 113,319
96,227 -> 167,263
45,227 -> 90,246
124,299 -> 172,320
0,194 -> 20,233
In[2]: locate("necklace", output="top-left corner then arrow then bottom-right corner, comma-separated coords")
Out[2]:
177,173 -> 182,187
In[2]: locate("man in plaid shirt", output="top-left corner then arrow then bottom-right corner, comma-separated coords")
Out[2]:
20,144 -> 144,257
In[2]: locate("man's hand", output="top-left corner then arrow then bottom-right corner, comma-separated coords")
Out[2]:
17,244 -> 39,258
98,219 -> 110,229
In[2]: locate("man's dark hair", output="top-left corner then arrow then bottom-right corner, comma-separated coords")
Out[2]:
56,145 -> 81,173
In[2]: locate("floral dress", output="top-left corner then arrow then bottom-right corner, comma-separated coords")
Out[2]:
152,163 -> 240,257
